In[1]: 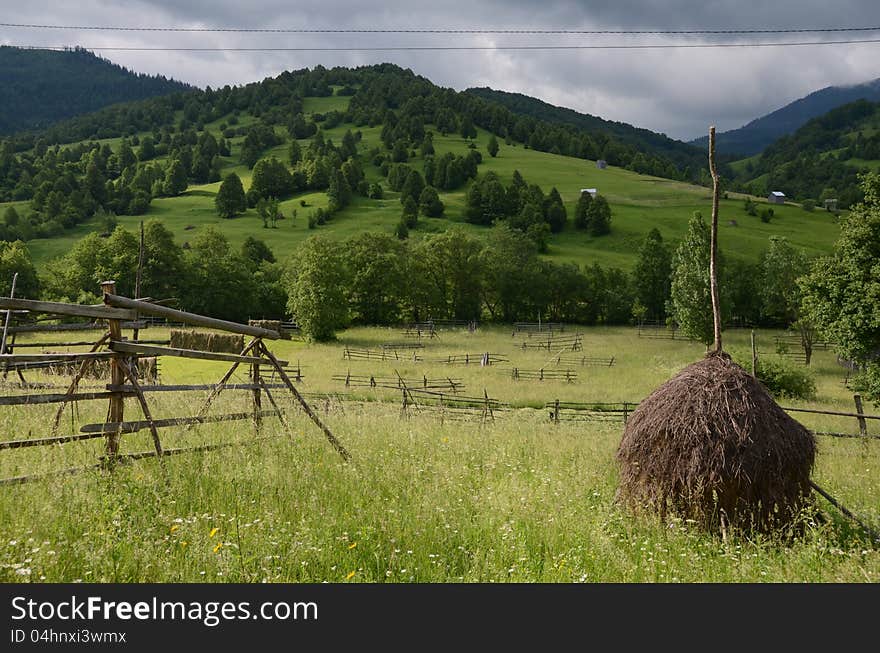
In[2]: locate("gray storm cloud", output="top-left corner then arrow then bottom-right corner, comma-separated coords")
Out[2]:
2,1 -> 879,140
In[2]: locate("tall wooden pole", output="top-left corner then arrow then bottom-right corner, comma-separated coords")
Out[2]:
708,126 -> 723,354
101,280 -> 124,458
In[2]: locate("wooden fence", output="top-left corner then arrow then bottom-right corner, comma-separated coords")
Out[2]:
342,347 -> 423,362
551,354 -> 615,367
401,388 -> 507,422
636,322 -> 695,341
332,372 -> 463,393
513,322 -> 564,335
781,395 -> 878,440
422,352 -> 508,366
512,368 -> 578,382
520,333 -> 583,352
547,400 -> 638,423
0,283 -> 350,485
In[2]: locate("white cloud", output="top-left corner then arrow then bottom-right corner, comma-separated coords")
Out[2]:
3,1 -> 880,140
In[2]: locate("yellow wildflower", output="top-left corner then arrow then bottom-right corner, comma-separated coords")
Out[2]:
346,571 -> 356,580
209,528 -> 219,538
170,525 -> 180,533
213,542 -> 223,553
348,542 -> 357,549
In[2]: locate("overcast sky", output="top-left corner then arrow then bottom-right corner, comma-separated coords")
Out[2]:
3,1 -> 880,141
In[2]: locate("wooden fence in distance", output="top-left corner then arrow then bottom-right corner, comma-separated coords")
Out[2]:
332,372 -> 463,393
402,388 -> 507,422
513,322 -> 564,335
343,347 -> 422,362
551,354 -> 615,367
512,368 -> 577,383
547,400 -> 637,423
520,333 -> 583,352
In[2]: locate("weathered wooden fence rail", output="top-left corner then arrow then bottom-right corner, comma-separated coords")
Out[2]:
0,282 -> 350,485
520,333 -> 583,352
333,372 -> 463,392
513,322 -> 564,335
551,354 -> 615,367
547,400 -> 638,423
512,368 -> 578,382
402,388 -> 508,422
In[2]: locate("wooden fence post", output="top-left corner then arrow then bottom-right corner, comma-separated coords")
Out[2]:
751,330 -> 758,377
251,362 -> 263,433
854,394 -> 869,439
100,280 -> 124,459
553,399 -> 560,424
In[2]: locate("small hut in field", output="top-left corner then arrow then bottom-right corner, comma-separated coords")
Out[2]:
768,191 -> 786,204
616,127 -> 816,534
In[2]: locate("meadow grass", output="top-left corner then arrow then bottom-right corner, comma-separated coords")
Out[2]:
0,325 -> 877,583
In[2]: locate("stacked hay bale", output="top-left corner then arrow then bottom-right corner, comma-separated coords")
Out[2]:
170,330 -> 245,353
248,320 -> 288,340
45,356 -> 158,383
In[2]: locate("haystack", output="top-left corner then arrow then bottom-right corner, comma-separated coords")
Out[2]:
616,352 -> 815,531
170,329 -> 244,354
616,126 -> 816,534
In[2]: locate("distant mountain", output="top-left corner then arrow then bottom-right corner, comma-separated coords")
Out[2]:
730,98 -> 880,208
465,87 -> 706,173
690,77 -> 880,156
0,46 -> 192,135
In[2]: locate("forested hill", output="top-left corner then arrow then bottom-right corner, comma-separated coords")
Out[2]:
465,86 -> 706,175
690,77 -> 880,157
0,46 -> 191,135
731,98 -> 880,208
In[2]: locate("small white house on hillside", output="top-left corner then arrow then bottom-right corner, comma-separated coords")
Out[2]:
768,191 -> 786,204
596,160 -> 607,169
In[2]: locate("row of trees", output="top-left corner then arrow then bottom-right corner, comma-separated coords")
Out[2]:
40,221 -> 285,322
288,226 -> 637,340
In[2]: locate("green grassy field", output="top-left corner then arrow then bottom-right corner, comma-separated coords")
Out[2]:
10,93 -> 841,270
0,325 -> 877,583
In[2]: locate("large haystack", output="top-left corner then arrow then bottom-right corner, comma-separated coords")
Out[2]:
616,353 -> 815,532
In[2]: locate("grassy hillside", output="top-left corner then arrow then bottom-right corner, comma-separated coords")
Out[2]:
15,92 -> 839,271
731,99 -> 880,207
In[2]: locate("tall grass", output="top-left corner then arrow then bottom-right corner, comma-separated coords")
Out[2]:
0,326 -> 877,582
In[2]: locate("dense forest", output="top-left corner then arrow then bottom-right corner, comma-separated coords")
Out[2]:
0,47 -> 191,135
732,99 -> 880,208
466,86 -> 707,174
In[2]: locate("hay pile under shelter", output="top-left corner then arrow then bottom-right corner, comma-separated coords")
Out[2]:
248,320 -> 290,340
616,353 -> 815,531
170,329 -> 244,354
44,356 -> 158,383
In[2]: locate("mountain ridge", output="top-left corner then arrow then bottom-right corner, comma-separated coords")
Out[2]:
0,46 -> 192,136
690,77 -> 880,156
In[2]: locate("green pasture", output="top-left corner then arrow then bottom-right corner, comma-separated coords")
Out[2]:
0,325 -> 876,583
